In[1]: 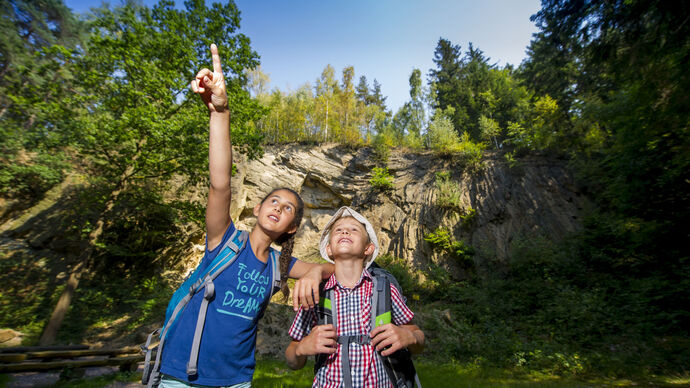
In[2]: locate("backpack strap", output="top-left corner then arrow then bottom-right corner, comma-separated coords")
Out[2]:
371,275 -> 392,329
144,229 -> 248,387
314,285 -> 334,373
186,231 -> 249,376
254,248 -> 281,322
370,268 -> 422,388
140,328 -> 159,385
270,247 -> 281,293
337,334 -> 372,388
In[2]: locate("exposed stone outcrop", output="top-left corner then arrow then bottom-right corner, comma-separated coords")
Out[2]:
230,144 -> 586,277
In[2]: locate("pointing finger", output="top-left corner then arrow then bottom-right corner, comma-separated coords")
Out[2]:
210,43 -> 223,74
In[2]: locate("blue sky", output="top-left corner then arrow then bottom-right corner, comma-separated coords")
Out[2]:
64,0 -> 541,112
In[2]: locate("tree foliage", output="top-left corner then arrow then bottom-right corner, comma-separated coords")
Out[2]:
0,0 -> 85,200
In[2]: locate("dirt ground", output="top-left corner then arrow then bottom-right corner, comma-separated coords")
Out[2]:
5,363 -> 145,387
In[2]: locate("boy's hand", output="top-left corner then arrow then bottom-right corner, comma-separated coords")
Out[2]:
370,324 -> 417,356
190,44 -> 228,113
292,266 -> 322,311
296,324 -> 337,356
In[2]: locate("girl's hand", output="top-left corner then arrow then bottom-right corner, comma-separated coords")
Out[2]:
190,44 -> 228,113
296,324 -> 337,356
370,324 -> 418,356
292,265 -> 323,311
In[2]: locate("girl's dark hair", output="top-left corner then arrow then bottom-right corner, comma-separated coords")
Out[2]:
260,187 -> 304,300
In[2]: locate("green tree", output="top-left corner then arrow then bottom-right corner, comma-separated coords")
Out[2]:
428,38 -> 465,133
522,0 -> 690,340
478,115 -> 500,149
37,0 -> 264,344
244,64 -> 270,98
429,38 -> 530,143
338,66 -> 360,144
356,75 -> 370,104
314,64 -> 339,141
405,68 -> 425,147
0,0 -> 85,200
370,79 -> 388,112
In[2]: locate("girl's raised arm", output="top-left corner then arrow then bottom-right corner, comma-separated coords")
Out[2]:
190,44 -> 231,250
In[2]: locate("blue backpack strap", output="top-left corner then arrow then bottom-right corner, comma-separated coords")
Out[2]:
186,230 -> 249,376
254,248 -> 281,323
145,229 -> 248,387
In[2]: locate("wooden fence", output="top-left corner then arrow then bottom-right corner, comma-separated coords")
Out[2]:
0,345 -> 143,373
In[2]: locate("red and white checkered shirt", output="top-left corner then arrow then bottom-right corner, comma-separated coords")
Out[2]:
288,269 -> 415,388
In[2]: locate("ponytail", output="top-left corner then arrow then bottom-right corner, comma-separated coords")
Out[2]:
278,233 -> 296,300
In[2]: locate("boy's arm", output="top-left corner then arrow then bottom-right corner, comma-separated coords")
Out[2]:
191,44 -> 232,251
288,261 -> 335,311
285,315 -> 337,370
285,340 -> 308,370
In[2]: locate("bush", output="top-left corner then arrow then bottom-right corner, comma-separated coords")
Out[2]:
424,227 -> 474,265
372,128 -> 396,163
435,172 -> 462,209
369,166 -> 394,191
0,151 -> 69,199
450,132 -> 484,172
460,206 -> 476,228
426,110 -> 460,153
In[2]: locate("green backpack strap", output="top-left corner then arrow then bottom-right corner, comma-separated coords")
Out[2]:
370,268 -> 422,388
371,275 -> 392,328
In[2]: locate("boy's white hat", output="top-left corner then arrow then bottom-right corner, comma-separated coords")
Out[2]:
319,206 -> 379,268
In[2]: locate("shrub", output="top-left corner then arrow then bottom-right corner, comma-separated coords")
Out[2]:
0,151 -> 69,199
369,166 -> 394,191
451,132 -> 484,172
435,171 -> 462,209
479,115 -> 501,149
426,109 -> 460,153
372,128 -> 396,163
424,227 -> 474,265
460,206 -> 476,228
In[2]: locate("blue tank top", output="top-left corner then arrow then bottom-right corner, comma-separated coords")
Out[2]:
160,223 -> 296,385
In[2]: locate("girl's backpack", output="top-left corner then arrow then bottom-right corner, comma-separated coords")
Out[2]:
141,229 -> 281,387
315,263 -> 422,388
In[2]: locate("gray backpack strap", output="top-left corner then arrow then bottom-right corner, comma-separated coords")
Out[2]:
370,271 -> 421,388
141,328 -> 159,385
270,248 -> 281,293
370,276 -> 379,331
329,288 -> 337,335
185,230 -> 249,376
186,278 -> 214,375
337,335 -> 371,388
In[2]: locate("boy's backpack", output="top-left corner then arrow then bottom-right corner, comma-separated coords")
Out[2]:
315,263 -> 422,388
141,229 -> 281,388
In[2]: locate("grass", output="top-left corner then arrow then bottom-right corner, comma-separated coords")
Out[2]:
414,361 -> 690,388
1,359 -> 688,388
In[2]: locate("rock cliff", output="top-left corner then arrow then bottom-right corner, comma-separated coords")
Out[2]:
229,144 -> 585,277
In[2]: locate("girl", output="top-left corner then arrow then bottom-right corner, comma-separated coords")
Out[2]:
158,44 -> 332,387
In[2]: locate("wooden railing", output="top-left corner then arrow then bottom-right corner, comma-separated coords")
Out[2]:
0,345 -> 144,373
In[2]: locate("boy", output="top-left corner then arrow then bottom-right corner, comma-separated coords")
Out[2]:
285,207 -> 424,387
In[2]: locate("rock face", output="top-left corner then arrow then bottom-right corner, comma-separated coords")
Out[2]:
0,144 -> 586,279
230,144 -> 586,276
